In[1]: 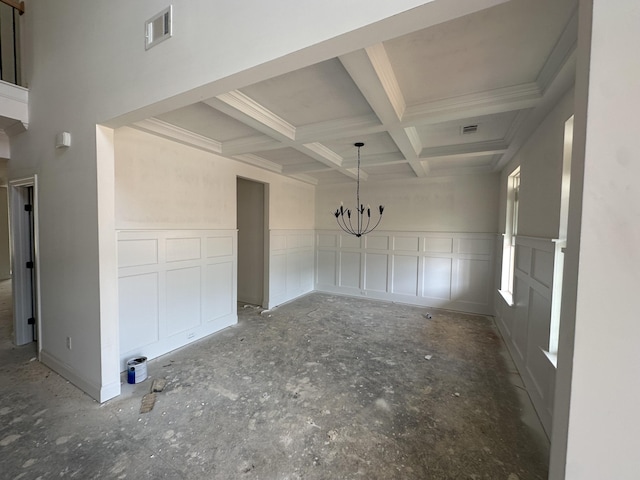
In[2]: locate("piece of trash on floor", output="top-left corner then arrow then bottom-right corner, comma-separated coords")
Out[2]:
29,357 -> 36,362
140,392 -> 157,413
424,355 -> 432,360
151,378 -> 167,393
424,313 -> 432,319
452,392 -> 461,397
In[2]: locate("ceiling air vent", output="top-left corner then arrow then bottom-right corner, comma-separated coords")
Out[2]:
461,124 -> 479,135
145,6 -> 173,50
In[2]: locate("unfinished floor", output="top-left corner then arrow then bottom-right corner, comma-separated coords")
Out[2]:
0,280 -> 549,479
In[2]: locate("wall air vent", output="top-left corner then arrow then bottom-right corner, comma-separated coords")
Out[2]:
461,124 -> 479,135
145,6 -> 173,50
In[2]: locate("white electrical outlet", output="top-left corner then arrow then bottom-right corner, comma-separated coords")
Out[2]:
66,337 -> 72,350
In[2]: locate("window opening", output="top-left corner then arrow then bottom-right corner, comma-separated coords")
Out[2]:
500,166 -> 520,305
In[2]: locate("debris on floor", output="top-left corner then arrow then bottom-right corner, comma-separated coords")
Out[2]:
140,377 -> 168,413
424,313 -> 433,319
425,355 -> 433,360
151,378 -> 167,393
139,392 -> 157,413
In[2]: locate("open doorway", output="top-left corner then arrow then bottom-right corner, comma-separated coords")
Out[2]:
236,177 -> 268,308
9,177 -> 40,354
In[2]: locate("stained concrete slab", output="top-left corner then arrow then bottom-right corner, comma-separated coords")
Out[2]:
0,281 -> 549,479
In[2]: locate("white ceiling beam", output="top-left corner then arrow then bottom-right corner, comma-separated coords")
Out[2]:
207,92 -> 359,182
365,44 -> 406,120
301,142 -> 343,168
339,49 -> 400,125
340,47 -> 426,177
403,83 -> 542,127
205,91 -> 296,142
132,118 -> 222,154
419,140 -> 508,160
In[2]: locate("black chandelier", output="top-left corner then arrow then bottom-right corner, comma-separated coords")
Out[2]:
334,142 -> 384,237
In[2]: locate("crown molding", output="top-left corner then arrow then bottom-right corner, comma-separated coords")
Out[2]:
132,118 -> 222,153
213,91 -> 296,141
301,142 -> 343,167
536,7 -> 578,93
232,154 -> 283,173
419,139 -> 508,160
403,83 -> 542,126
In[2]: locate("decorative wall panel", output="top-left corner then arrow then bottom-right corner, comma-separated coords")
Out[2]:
495,235 -> 559,436
316,231 -> 495,315
268,230 -> 315,308
117,230 -> 237,370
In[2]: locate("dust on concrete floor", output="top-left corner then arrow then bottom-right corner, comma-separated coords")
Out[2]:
0,283 -> 549,479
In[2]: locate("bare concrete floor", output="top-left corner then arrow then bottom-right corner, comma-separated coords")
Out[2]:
0,280 -> 549,479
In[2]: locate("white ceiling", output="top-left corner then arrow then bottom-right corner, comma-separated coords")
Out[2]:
134,0 -> 578,186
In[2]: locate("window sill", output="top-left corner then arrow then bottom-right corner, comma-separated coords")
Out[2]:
541,348 -> 558,368
498,289 -> 514,307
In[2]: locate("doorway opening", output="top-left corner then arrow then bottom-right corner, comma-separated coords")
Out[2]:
236,177 -> 268,309
9,177 -> 40,355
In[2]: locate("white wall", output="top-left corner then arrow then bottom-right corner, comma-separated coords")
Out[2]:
317,173 -> 500,233
8,0 -> 510,401
550,1 -> 640,478
499,89 -> 575,238
0,186 -> 10,280
0,160 -> 10,280
494,87 -> 574,436
315,174 -> 499,313
317,230 -> 496,314
115,127 -> 315,364
115,127 -> 314,231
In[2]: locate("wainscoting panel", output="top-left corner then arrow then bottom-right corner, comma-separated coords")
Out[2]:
364,253 -> 388,292
117,230 -> 237,371
268,230 -> 315,308
315,230 -> 495,314
494,235 -> 559,436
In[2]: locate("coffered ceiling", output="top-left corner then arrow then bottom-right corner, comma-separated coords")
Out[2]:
133,0 -> 578,185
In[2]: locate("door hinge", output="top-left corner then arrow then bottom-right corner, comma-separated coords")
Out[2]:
24,204 -> 33,212
27,317 -> 35,325
26,261 -> 34,269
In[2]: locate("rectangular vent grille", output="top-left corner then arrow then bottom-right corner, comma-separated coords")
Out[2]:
145,6 -> 173,50
461,124 -> 478,135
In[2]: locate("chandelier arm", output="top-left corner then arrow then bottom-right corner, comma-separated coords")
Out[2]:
337,214 -> 355,235
339,213 -> 356,235
363,214 -> 383,235
346,213 -> 359,236
362,213 -> 371,235
336,220 -> 352,236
